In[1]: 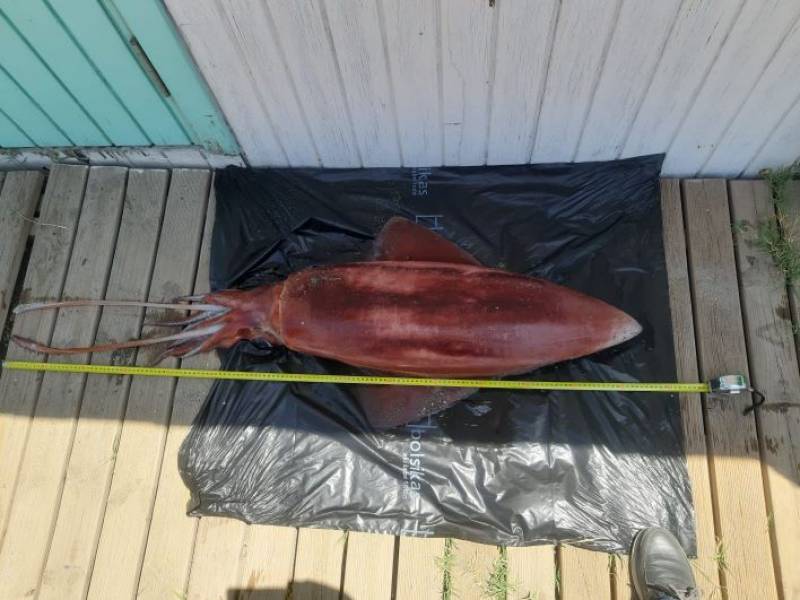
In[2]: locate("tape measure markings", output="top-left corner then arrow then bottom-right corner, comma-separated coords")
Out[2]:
0,360 -> 711,394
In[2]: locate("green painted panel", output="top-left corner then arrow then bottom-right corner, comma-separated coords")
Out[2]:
0,65 -> 70,146
0,7 -> 106,145
47,0 -> 190,146
1,0 -> 149,145
0,109 -> 33,147
109,0 -> 239,154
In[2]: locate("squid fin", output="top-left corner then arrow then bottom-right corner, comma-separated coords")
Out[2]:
353,383 -> 477,429
372,217 -> 482,266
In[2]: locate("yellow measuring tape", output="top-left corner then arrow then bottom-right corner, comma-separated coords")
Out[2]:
0,360 -> 712,393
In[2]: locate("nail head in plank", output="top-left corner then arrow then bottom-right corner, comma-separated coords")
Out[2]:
0,170 -> 45,332
559,546 -> 611,600
86,169 -> 210,600
0,165 -> 87,541
506,545 -> 556,600
0,166 -> 127,599
394,536 -> 446,600
341,531 -> 395,599
137,181 -> 217,600
291,528 -> 347,600
661,179 -> 721,594
37,169 -> 169,600
682,178 -> 778,599
234,525 -> 297,596
729,179 -> 800,600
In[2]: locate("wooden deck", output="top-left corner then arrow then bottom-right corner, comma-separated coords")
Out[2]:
0,165 -> 797,600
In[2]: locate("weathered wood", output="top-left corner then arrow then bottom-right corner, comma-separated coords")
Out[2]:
185,518 -> 247,600
664,1 -> 800,175
575,0 -> 683,160
323,0 -> 402,167
0,166 -> 86,542
215,0 -> 318,166
729,180 -> 800,600
704,22 -> 800,175
266,1 -> 361,167
0,171 -> 45,332
531,0 -> 620,162
440,0 -> 494,166
291,528 -> 346,600
661,179 -> 721,595
559,547 -> 611,600
0,166 -> 127,600
37,169 -> 169,600
506,545 -> 556,600
162,1 -> 286,165
682,179 -> 778,598
136,177 -> 216,600
234,525 -> 297,597
623,0 -> 744,159
744,105 -> 800,177
394,537 -> 446,600
449,541 -> 499,600
86,170 -> 210,600
613,555 -> 633,600
487,0 -> 557,164
341,532 -> 395,599
380,0 -> 441,166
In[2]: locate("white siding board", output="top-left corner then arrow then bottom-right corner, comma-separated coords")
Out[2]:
531,0 -> 621,163
744,96 -> 800,177
163,0 -> 286,166
380,0 -> 442,166
703,18 -> 800,176
164,1 -> 800,175
576,0 -> 683,161
486,0 -> 558,165
441,0 -> 495,166
663,0 -> 800,175
216,0 -> 320,166
266,0 -> 361,167
622,0 -> 745,160
323,0 -> 402,167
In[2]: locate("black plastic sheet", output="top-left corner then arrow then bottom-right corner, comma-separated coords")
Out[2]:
179,155 -> 696,554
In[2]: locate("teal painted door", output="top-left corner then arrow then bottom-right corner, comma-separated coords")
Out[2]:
0,0 -> 237,153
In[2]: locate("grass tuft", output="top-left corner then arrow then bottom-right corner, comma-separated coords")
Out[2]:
712,538 -> 728,573
437,538 -> 456,600
757,162 -> 800,286
483,546 -> 516,600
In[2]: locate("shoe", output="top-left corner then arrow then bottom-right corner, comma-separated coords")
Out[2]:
629,528 -> 699,600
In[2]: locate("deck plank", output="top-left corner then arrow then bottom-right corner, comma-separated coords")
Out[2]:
559,546 -> 611,600
0,166 -> 127,600
185,518 -> 247,600
394,537 -> 446,600
681,179 -> 778,599
137,178 -> 216,600
37,170 -> 169,600
0,171 -> 45,333
506,545 -> 556,600
0,166 -> 87,541
729,180 -> 800,600
233,525 -> 297,598
291,528 -> 347,599
341,532 -> 395,600
661,179 -> 721,596
86,169 -> 210,600
450,540 -> 500,600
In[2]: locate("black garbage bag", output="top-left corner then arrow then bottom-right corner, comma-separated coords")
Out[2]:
179,155 -> 696,554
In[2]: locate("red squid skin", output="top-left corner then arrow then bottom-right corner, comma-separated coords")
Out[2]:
205,261 -> 641,378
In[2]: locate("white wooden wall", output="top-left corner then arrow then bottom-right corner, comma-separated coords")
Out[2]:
165,0 -> 800,176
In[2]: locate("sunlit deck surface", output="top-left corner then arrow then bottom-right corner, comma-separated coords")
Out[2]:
0,166 -> 797,599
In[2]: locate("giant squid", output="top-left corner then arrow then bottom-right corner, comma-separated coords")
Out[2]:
12,217 -> 642,428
